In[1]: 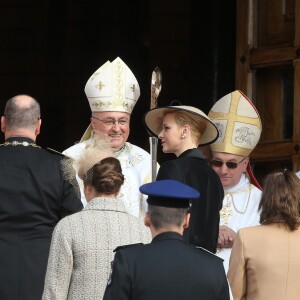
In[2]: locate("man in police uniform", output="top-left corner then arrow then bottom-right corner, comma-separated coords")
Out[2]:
0,95 -> 83,300
103,180 -> 230,300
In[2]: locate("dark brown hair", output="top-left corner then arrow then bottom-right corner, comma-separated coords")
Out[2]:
259,170 -> 300,231
148,205 -> 189,230
83,157 -> 124,195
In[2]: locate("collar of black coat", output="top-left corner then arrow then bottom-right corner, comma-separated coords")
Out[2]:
152,231 -> 185,243
113,232 -> 186,253
178,148 -> 205,159
5,136 -> 35,144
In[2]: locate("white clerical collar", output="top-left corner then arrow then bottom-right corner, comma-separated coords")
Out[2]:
224,173 -> 250,193
114,145 -> 126,157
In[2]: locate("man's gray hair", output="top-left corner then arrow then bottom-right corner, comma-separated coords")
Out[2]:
148,204 -> 189,230
4,95 -> 40,130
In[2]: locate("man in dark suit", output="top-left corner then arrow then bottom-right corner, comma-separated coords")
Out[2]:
103,180 -> 230,300
0,95 -> 83,300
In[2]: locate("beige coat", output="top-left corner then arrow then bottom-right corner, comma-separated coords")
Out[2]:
228,223 -> 300,300
42,197 -> 151,300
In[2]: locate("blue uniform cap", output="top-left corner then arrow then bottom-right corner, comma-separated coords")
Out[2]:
139,180 -> 200,208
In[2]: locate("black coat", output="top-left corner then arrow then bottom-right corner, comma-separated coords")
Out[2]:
103,232 -> 230,300
0,137 -> 83,300
156,148 -> 224,253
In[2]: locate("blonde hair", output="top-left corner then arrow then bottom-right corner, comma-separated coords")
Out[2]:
163,109 -> 207,145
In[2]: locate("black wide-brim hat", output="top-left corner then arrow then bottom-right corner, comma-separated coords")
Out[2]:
143,105 -> 219,146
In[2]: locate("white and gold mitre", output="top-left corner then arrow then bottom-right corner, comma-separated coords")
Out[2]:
208,90 -> 262,157
80,57 -> 140,142
84,57 -> 140,114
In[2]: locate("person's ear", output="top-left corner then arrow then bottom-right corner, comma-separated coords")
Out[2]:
90,116 -> 96,130
144,212 -> 151,228
183,212 -> 190,229
181,125 -> 189,138
35,119 -> 42,136
1,116 -> 6,133
242,158 -> 249,173
84,184 -> 93,201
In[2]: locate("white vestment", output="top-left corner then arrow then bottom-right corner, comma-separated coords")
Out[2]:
216,173 -> 262,273
63,140 -> 153,219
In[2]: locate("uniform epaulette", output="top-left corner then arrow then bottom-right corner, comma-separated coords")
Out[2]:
195,246 -> 224,262
114,243 -> 144,252
46,147 -> 71,158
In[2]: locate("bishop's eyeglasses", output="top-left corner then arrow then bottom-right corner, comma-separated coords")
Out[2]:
210,157 -> 247,169
91,116 -> 129,127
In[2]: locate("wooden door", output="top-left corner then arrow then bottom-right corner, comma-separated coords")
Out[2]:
236,0 -> 300,183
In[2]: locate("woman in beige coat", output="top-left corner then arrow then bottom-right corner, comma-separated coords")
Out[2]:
42,139 -> 151,300
228,170 -> 300,300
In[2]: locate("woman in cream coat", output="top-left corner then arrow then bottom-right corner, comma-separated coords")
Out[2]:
228,170 -> 300,300
42,139 -> 151,300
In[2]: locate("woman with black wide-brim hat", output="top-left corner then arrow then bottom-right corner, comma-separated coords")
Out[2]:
144,105 -> 224,253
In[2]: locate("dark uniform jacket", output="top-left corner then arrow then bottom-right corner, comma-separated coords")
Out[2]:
103,232 -> 230,300
0,137 -> 83,300
156,148 -> 224,253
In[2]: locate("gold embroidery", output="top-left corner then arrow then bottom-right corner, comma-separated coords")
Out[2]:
220,184 -> 252,226
91,101 -> 112,109
218,185 -> 252,253
114,61 -> 124,100
220,201 -> 233,225
96,81 -> 105,90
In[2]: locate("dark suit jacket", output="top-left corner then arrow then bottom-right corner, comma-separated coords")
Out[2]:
0,136 -> 83,300
156,148 -> 224,253
103,232 -> 230,300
